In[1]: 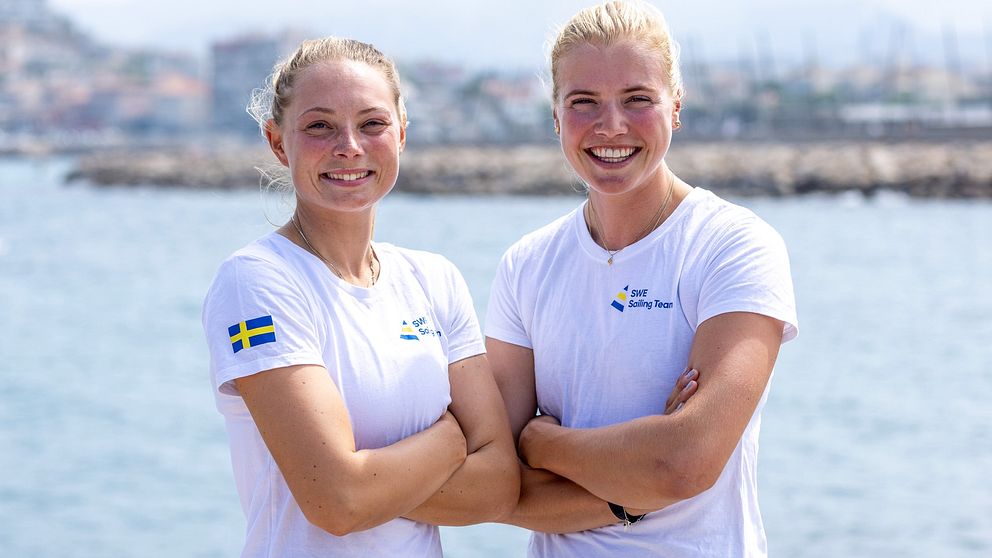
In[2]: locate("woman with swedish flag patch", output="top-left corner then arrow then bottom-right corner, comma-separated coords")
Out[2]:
486,2 -> 799,557
201,37 -> 520,557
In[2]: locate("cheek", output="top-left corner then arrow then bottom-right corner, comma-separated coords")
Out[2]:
369,135 -> 402,159
628,108 -> 669,128
561,110 -> 597,134
288,134 -> 329,159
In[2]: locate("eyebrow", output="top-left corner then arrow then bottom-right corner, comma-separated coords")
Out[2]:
623,85 -> 659,94
563,86 -> 658,98
300,106 -> 391,117
563,89 -> 597,99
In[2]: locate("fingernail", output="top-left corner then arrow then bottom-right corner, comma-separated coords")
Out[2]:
675,402 -> 684,412
683,368 -> 694,378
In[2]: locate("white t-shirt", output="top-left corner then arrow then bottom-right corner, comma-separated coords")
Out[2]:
202,232 -> 485,558
486,188 -> 798,558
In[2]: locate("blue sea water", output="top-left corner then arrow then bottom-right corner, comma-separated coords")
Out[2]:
1,157 -> 990,557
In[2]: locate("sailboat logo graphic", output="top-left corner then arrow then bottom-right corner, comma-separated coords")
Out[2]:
611,286 -> 628,312
400,320 -> 420,340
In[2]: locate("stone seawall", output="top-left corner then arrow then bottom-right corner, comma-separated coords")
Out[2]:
65,141 -> 992,198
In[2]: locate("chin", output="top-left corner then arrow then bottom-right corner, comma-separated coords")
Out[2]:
583,175 -> 636,195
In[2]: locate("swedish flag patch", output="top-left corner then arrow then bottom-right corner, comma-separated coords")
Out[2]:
229,315 -> 276,353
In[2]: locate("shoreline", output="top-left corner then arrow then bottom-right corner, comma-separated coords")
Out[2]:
61,141 -> 992,198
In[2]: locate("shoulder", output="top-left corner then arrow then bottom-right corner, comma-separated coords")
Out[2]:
381,244 -> 480,335
681,188 -> 786,256
679,190 -> 798,339
382,243 -> 460,277
499,205 -> 580,269
383,242 -> 454,268
205,234 -> 305,302
379,243 -> 470,295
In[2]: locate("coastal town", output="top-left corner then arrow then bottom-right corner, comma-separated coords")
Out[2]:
2,0 -> 991,196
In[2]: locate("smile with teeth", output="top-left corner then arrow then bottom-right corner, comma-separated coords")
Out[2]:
588,147 -> 638,163
322,170 -> 372,181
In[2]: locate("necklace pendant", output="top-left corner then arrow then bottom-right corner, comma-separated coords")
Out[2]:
607,256 -> 614,266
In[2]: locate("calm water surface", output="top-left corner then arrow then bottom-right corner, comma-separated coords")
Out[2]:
1,158 -> 989,557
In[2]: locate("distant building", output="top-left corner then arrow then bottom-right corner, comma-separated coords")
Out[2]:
0,0 -> 206,140
0,0 -> 101,133
210,30 -> 309,137
403,63 -> 549,145
0,0 -> 47,26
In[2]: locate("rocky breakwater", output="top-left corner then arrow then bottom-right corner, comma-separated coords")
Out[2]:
66,141 -> 992,198
64,147 -> 272,190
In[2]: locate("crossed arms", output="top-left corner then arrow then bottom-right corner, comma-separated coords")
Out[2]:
488,311 -> 784,533
234,353 -> 519,536
232,310 -> 783,536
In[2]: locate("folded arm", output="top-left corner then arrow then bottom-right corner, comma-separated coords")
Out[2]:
403,354 -> 520,526
235,364 -> 467,536
486,338 -> 696,533
518,312 -> 784,509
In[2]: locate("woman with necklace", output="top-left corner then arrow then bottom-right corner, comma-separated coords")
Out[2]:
486,2 -> 799,556
201,37 -> 519,557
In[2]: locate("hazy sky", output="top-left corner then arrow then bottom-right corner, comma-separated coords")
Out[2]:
49,0 -> 992,69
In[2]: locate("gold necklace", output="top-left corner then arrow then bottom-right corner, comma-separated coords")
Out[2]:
586,172 -> 676,266
292,215 -> 378,287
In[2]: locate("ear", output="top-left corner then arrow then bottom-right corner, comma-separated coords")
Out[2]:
672,99 -> 682,119
552,109 -> 560,136
398,118 -> 407,154
264,119 -> 289,167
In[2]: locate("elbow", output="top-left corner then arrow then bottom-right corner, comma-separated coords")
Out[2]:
301,490 -> 373,537
462,439 -> 521,523
313,518 -> 361,538
303,507 -> 353,538
494,448 -> 524,521
464,456 -> 521,524
489,466 -> 522,522
456,451 -> 521,524
670,466 -> 721,501
650,452 -> 724,503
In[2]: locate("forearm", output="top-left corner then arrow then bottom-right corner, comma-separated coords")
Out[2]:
522,415 -> 692,510
401,353 -> 520,526
403,438 -> 519,526
501,464 -> 618,534
522,314 -> 783,510
321,417 -> 467,534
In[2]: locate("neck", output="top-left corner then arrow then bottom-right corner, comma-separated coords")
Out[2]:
586,168 -> 684,251
282,205 -> 377,284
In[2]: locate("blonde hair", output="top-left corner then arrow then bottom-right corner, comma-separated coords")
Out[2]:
549,0 -> 683,102
248,36 -> 407,130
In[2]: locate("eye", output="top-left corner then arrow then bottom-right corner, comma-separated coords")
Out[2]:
305,121 -> 330,131
569,98 -> 597,110
362,119 -> 389,131
626,95 -> 654,105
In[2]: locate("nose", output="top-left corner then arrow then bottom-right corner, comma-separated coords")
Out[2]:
595,102 -> 627,137
333,128 -> 362,158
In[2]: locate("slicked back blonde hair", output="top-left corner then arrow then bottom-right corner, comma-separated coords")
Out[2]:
248,36 -> 407,130
549,0 -> 684,103
246,37 -> 406,195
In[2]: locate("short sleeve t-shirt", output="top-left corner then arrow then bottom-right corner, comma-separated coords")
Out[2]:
203,233 -> 484,558
486,188 -> 798,558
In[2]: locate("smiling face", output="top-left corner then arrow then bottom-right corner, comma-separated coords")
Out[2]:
266,59 -> 406,214
554,39 -> 680,198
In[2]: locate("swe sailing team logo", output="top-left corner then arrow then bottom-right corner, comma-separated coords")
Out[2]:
610,285 -> 674,313
400,316 -> 442,340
